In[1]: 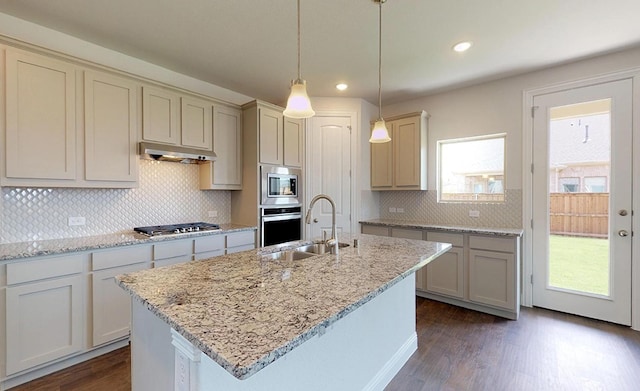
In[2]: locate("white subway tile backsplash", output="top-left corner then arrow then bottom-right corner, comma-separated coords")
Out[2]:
0,160 -> 230,243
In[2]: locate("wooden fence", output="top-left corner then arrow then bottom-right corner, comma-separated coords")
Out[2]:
549,193 -> 608,238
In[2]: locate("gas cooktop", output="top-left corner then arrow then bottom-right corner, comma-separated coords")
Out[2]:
134,222 -> 220,237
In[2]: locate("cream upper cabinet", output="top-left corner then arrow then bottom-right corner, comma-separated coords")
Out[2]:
84,71 -> 138,183
199,105 -> 243,190
142,85 -> 180,145
181,96 -> 213,150
259,105 -> 284,165
370,111 -> 428,190
283,117 -> 303,167
371,141 -> 393,188
142,86 -> 216,151
4,49 -> 77,182
243,100 -> 301,168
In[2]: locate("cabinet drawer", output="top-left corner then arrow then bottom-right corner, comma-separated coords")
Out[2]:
226,231 -> 255,248
391,228 -> 424,240
7,253 -> 86,285
194,235 -> 225,254
92,245 -> 152,271
426,231 -> 464,247
469,235 -> 514,253
361,225 -> 390,236
227,244 -> 255,254
195,249 -> 225,260
154,239 -> 193,260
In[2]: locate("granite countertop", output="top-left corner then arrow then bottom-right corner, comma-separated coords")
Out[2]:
115,233 -> 451,380
360,218 -> 524,237
0,224 -> 256,262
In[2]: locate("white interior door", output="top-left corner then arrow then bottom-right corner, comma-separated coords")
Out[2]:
532,79 -> 632,325
307,115 -> 352,240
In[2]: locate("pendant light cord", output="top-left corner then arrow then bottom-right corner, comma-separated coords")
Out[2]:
297,0 -> 301,80
378,0 -> 383,119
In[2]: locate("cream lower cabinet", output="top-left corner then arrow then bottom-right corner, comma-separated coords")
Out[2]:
226,231 -> 256,254
425,232 -> 465,299
5,254 -> 87,375
468,236 -> 517,311
200,105 -> 243,190
194,235 -> 225,260
91,245 -> 152,347
153,239 -> 194,268
361,223 -> 520,319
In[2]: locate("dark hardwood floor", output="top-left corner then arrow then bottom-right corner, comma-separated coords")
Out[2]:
10,298 -> 640,390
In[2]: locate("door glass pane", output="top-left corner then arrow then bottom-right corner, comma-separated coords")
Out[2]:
548,99 -> 611,296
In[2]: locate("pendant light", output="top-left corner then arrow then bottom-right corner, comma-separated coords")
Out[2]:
283,0 -> 315,119
369,0 -> 391,143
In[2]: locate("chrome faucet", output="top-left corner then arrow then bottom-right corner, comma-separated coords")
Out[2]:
305,194 -> 338,254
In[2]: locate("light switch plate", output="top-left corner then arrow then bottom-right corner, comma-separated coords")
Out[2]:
68,216 -> 86,226
469,210 -> 480,218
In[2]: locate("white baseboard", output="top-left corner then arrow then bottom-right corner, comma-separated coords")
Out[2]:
363,332 -> 418,391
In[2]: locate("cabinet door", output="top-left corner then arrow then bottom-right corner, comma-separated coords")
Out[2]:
426,247 -> 465,299
84,71 -> 138,183
181,96 -> 213,150
469,249 -> 516,310
92,262 -> 147,346
5,50 -> 76,181
393,116 -> 421,188
142,86 -> 179,145
370,136 -> 393,188
6,274 -> 84,375
202,105 -> 242,189
259,106 -> 284,165
283,117 -> 303,167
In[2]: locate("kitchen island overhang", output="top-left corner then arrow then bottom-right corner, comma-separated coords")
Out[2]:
116,233 -> 451,390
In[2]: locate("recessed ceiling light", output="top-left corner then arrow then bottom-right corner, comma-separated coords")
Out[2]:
452,41 -> 472,53
336,83 -> 348,91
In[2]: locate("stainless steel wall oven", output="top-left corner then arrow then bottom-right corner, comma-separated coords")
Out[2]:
261,206 -> 302,247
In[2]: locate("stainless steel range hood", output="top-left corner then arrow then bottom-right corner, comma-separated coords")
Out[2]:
139,142 -> 216,163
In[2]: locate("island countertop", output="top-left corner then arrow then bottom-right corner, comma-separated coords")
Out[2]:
115,233 -> 451,380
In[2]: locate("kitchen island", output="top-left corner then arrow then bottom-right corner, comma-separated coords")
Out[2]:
116,233 -> 451,391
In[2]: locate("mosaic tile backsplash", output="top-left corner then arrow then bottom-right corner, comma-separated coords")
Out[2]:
1,160 -> 231,243
379,189 -> 522,228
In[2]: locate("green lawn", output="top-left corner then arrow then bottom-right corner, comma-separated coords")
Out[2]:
549,235 -> 609,296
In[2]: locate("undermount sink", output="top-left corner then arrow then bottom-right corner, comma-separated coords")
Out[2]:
294,242 -> 350,255
262,250 -> 316,261
263,242 -> 350,261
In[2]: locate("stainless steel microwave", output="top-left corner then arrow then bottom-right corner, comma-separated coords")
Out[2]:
261,166 -> 301,206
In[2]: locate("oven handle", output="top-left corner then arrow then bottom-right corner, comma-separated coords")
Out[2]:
262,213 -> 302,222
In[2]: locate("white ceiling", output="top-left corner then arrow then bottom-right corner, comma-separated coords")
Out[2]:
1,0 -> 640,106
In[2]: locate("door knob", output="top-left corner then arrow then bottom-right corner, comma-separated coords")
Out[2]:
313,218 -> 318,223
619,209 -> 628,216
618,230 -> 629,237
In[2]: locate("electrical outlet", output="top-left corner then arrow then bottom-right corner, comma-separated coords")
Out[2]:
396,208 -> 405,213
68,216 -> 86,226
208,210 -> 218,218
389,207 -> 397,213
469,210 -> 480,218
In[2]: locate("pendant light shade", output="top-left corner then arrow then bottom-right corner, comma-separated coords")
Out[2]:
283,79 -> 315,118
284,0 -> 315,119
369,0 -> 391,143
370,119 -> 391,143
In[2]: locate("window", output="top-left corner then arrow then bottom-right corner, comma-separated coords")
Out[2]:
559,177 -> 579,193
438,134 -> 506,202
584,176 -> 607,193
